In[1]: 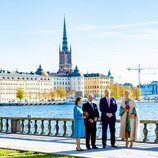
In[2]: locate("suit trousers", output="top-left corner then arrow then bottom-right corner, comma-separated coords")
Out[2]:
102,118 -> 116,146
85,122 -> 97,148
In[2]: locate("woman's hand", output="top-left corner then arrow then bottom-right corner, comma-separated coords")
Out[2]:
125,109 -> 129,113
129,114 -> 135,119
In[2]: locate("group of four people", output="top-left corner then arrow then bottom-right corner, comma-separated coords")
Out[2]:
73,88 -> 140,151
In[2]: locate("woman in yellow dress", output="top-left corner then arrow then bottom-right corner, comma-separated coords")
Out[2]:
119,90 -> 140,148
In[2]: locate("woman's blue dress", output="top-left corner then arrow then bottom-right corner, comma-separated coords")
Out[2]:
73,105 -> 85,138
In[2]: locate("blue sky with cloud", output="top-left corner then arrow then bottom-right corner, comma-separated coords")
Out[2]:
0,0 -> 158,85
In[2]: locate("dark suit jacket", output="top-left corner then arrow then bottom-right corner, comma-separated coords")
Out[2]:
82,102 -> 99,125
99,97 -> 117,121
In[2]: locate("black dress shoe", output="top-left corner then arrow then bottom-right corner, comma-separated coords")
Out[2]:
103,145 -> 107,149
92,146 -> 99,149
86,147 -> 91,150
111,145 -> 118,148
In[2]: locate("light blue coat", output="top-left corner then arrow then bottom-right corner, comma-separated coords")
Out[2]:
73,105 -> 85,138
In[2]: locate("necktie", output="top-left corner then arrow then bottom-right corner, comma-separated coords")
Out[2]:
107,97 -> 110,108
91,102 -> 94,110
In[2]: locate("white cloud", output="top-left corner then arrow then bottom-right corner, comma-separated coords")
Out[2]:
70,20 -> 158,32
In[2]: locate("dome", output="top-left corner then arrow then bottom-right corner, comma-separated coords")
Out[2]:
35,64 -> 43,75
71,66 -> 81,77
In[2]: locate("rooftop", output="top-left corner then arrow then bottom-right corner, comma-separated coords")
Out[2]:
84,73 -> 109,78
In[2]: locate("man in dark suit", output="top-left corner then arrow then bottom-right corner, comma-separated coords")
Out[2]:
82,94 -> 99,150
100,88 -> 117,148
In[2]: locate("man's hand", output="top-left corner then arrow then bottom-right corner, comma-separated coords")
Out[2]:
106,113 -> 109,117
89,119 -> 94,123
108,113 -> 113,118
106,113 -> 113,118
94,117 -> 98,122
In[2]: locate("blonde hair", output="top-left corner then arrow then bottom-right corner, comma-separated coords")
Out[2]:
125,90 -> 130,95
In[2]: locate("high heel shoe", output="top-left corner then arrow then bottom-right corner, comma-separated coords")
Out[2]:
125,142 -> 129,148
76,148 -> 84,151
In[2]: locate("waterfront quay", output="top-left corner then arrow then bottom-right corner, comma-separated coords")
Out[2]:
0,116 -> 157,157
0,133 -> 157,158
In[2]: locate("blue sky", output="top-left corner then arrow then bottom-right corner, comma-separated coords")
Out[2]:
1,0 -> 158,85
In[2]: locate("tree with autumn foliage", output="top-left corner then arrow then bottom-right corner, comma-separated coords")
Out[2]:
133,87 -> 141,99
109,83 -> 141,99
56,86 -> 67,98
16,87 -> 25,101
50,89 -> 57,99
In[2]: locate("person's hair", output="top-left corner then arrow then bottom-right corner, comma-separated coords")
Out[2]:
75,97 -> 82,105
105,88 -> 110,93
88,94 -> 94,98
125,90 -> 130,95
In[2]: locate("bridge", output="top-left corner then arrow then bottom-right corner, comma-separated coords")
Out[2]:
0,117 -> 157,157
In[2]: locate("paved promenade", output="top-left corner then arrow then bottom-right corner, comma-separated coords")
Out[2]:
0,133 -> 157,158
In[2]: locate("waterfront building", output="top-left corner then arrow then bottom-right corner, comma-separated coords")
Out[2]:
123,83 -> 134,88
50,73 -> 71,91
84,72 -> 113,97
0,70 -> 52,103
49,66 -> 84,97
0,18 -> 115,101
70,66 -> 84,97
141,81 -> 158,95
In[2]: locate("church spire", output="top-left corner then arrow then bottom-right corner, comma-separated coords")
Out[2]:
59,17 -> 72,73
62,17 -> 68,52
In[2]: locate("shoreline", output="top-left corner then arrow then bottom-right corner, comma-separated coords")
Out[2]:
0,100 -> 158,106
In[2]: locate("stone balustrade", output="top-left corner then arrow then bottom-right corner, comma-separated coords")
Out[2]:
0,117 -> 157,143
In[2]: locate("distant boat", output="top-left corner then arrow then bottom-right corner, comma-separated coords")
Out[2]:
65,97 -> 87,104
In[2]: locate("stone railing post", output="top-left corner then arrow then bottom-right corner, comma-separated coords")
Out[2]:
155,123 -> 158,143
27,119 -> 31,134
6,119 -> 9,133
0,118 -> 4,132
41,120 -> 45,135
143,123 -> 149,142
21,120 -> 25,134
55,120 -> 59,136
34,119 -> 38,135
48,120 -> 52,136
63,121 -> 67,137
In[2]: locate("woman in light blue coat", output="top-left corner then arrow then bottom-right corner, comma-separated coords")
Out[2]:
73,97 -> 85,151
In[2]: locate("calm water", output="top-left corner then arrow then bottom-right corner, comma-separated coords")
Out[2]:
0,102 -> 157,120
0,102 -> 157,141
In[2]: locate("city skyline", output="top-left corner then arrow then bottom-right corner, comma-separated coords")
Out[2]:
1,0 -> 158,85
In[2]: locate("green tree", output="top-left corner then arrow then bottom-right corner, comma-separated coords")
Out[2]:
16,87 -> 25,101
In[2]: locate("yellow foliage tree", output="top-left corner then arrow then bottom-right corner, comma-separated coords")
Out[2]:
16,87 -> 25,101
110,83 -> 141,99
50,89 -> 57,99
56,86 -> 67,98
133,87 -> 141,99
